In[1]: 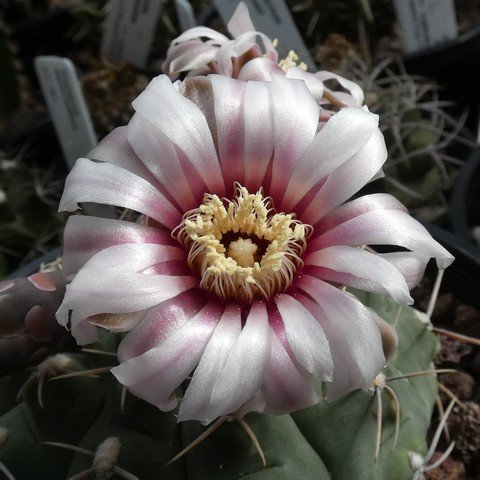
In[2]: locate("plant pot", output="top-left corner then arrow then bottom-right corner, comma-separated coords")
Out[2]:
451,146 -> 480,245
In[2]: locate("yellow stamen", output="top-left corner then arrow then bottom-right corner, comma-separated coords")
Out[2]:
279,50 -> 308,72
172,183 -> 312,301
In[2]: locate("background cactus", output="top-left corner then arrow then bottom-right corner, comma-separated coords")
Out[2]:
0,289 -> 440,479
317,38 -> 475,223
0,155 -> 65,277
80,56 -> 149,139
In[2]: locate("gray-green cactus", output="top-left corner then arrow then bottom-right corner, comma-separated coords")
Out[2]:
0,289 -> 439,480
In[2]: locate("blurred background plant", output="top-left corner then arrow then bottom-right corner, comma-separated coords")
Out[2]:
0,0 -> 184,279
318,37 -> 476,223
0,146 -> 65,278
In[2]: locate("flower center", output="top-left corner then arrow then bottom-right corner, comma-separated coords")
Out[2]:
173,183 -> 312,301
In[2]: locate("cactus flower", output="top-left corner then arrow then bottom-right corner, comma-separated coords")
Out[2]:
57,73 -> 452,424
162,2 -> 279,81
162,2 -> 363,110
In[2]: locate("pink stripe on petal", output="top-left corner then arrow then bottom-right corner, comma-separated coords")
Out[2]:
300,129 -> 387,224
295,276 -> 385,400
62,244 -> 196,317
197,301 -> 271,422
275,294 -> 333,380
210,75 -> 247,189
282,107 -> 379,211
59,158 -> 181,229
127,113 -> 198,210
305,246 -> 412,304
87,126 -> 158,184
178,304 -> 242,423
261,325 -> 319,415
243,80 -> 274,191
111,301 -> 223,408
62,216 -> 173,277
268,75 -> 320,203
312,193 -> 408,238
310,209 -> 454,269
132,75 -> 225,196
118,290 -> 207,362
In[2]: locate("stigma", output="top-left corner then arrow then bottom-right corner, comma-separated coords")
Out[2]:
173,183 -> 312,301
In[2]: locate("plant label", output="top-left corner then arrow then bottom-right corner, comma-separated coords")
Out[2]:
175,0 -> 197,31
34,56 -> 97,170
212,0 -> 315,69
101,0 -> 164,68
394,0 -> 458,54
35,56 -> 117,218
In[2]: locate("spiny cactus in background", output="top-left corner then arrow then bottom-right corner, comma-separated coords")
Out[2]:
80,55 -> 149,138
63,0 -> 106,49
0,286 -> 448,480
317,35 -> 476,222
66,0 -> 185,64
287,0 -> 395,48
0,155 -> 65,277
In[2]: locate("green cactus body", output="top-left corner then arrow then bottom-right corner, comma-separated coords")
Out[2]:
0,291 -> 438,479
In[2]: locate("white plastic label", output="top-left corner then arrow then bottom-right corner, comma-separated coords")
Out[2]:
213,0 -> 315,69
394,0 -> 458,54
35,56 -> 97,170
101,0 -> 164,68
175,0 -> 197,31
35,56 -> 116,218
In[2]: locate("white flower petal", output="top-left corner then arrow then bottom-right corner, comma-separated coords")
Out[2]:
275,294 -> 333,380
178,304 -> 242,423
306,246 -> 413,304
205,301 -> 270,421
132,75 -> 226,196
59,158 -> 181,229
